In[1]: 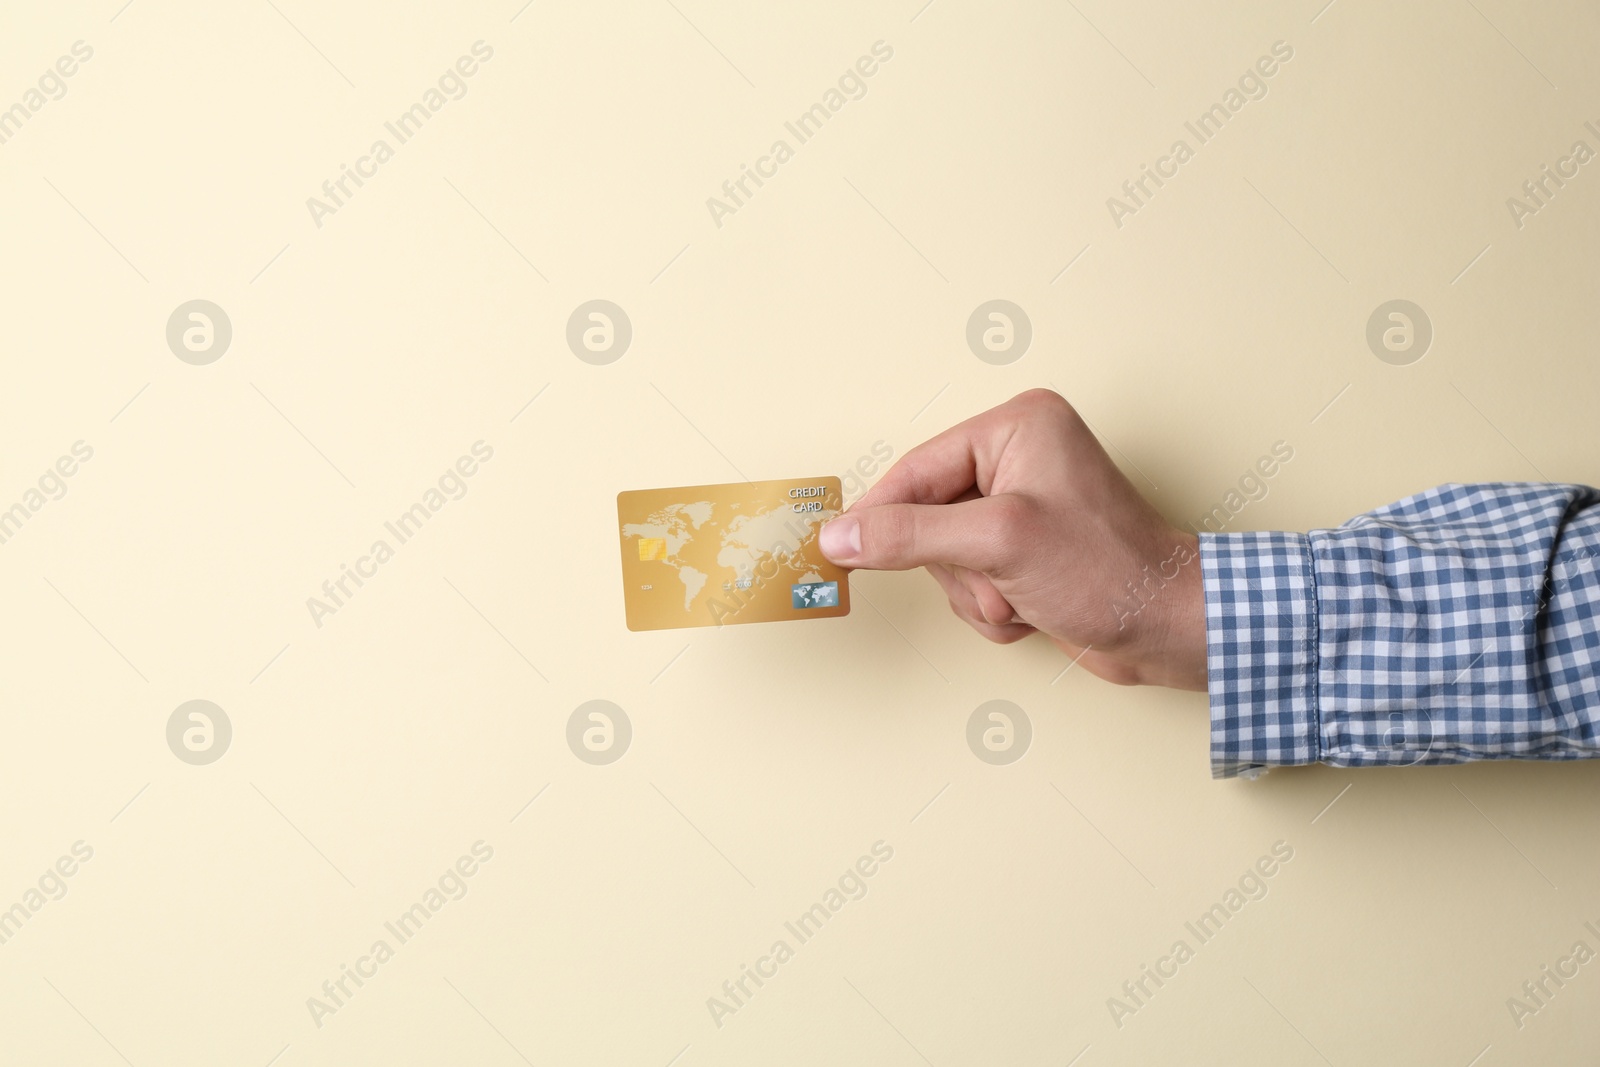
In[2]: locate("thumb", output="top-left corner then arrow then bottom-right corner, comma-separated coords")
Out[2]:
817,495 -> 1019,573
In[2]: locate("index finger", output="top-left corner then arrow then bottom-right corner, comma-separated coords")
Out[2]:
851,400 -> 1017,511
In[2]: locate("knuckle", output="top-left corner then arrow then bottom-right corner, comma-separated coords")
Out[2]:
1014,387 -> 1085,437
982,494 -> 1038,569
982,622 -> 1027,645
973,587 -> 1012,625
988,492 -> 1034,530
897,456 -> 938,505
1015,387 -> 1075,419
867,504 -> 916,563
1101,665 -> 1142,686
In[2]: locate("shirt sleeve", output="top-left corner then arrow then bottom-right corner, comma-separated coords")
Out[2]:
1200,482 -> 1600,779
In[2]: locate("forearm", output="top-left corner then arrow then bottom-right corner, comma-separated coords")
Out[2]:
1203,482 -> 1600,778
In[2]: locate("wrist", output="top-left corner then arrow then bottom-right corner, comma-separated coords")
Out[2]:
1086,529 -> 1206,689
1134,529 -> 1207,690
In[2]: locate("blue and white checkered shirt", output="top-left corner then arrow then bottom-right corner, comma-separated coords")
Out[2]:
1201,482 -> 1600,778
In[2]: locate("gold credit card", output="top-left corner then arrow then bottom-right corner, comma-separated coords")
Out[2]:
617,477 -> 851,630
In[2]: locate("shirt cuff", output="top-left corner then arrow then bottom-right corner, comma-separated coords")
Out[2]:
1200,530 -> 1320,778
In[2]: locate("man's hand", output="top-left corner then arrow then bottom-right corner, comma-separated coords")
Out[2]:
818,389 -> 1206,690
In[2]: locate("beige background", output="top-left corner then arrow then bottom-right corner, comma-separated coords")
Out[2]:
2,0 -> 1598,1063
